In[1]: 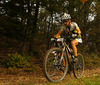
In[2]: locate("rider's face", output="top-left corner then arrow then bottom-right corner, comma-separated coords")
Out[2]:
64,19 -> 71,27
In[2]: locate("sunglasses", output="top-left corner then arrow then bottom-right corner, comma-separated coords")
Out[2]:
64,20 -> 71,23
63,19 -> 71,22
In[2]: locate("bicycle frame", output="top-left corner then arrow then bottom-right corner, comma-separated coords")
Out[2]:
51,38 -> 73,66
51,38 -> 75,70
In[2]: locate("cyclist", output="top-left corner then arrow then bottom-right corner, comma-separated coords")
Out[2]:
55,13 -> 82,61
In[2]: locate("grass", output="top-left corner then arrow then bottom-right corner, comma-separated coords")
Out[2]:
44,75 -> 100,85
16,75 -> 100,85
0,71 -> 100,85
84,76 -> 100,85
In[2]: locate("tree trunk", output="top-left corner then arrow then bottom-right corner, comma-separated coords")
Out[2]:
47,12 -> 53,49
21,0 -> 31,55
33,1 -> 40,29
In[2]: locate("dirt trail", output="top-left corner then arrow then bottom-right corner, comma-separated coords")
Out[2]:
0,68 -> 100,85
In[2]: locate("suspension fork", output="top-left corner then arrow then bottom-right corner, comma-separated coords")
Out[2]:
59,46 -> 65,65
66,48 -> 70,63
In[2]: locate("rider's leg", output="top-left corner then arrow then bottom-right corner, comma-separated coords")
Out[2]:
70,39 -> 78,57
63,57 -> 65,66
69,48 -> 73,52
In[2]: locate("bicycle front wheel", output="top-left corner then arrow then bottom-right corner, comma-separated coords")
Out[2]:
73,53 -> 84,79
43,47 -> 68,82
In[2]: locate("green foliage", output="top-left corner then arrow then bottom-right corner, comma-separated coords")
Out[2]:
83,52 -> 100,69
5,53 -> 31,68
77,45 -> 100,68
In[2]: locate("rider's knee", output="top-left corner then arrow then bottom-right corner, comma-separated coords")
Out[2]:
71,41 -> 75,45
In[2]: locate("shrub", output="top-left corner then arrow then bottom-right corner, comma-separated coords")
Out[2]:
84,53 -> 100,69
5,53 -> 31,68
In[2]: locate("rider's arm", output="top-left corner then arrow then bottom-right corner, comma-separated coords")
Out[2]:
74,23 -> 81,35
76,27 -> 81,35
55,24 -> 66,38
55,30 -> 62,38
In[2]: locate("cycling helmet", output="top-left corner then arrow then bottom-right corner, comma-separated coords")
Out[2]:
62,13 -> 71,20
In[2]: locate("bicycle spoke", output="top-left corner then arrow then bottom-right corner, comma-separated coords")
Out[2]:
43,48 -> 68,82
73,53 -> 84,79
46,51 -> 66,80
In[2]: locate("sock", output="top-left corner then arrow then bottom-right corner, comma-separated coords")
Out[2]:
74,56 -> 77,58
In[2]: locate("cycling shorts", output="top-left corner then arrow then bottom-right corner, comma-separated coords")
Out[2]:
76,38 -> 82,43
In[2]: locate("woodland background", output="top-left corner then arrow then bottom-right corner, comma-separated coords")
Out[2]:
0,0 -> 100,70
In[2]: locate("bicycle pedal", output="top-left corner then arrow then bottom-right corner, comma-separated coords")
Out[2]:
72,58 -> 78,63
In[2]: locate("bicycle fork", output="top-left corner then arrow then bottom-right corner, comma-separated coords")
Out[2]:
59,47 -> 66,66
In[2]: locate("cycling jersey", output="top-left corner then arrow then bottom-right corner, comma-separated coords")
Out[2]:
60,22 -> 82,43
60,22 -> 79,32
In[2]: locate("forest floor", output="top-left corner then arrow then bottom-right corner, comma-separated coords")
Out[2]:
0,67 -> 100,85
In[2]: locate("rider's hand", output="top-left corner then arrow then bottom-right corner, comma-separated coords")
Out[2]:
54,30 -> 62,38
54,34 -> 61,39
77,35 -> 81,38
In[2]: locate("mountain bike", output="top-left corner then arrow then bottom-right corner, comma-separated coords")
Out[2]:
43,38 -> 84,82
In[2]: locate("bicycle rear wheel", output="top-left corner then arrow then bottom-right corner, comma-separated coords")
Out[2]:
43,47 -> 68,82
73,53 -> 84,79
